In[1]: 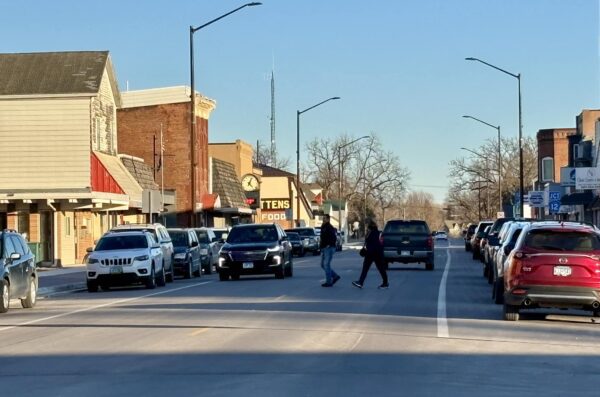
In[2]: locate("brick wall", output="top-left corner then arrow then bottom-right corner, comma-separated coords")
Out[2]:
537,128 -> 575,183
118,103 -> 209,226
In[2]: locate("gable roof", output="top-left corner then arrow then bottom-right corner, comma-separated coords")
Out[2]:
120,155 -> 159,190
255,163 -> 295,178
212,158 -> 249,209
0,51 -> 119,101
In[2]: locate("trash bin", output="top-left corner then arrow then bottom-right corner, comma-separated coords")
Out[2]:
27,242 -> 41,262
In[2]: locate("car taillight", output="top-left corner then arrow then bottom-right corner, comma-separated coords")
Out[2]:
379,234 -> 384,245
427,236 -> 433,249
514,251 -> 526,259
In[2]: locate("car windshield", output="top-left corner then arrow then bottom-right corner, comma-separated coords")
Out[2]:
227,226 -> 278,243
95,235 -> 148,251
286,233 -> 300,241
289,229 -> 315,237
524,230 -> 600,252
384,222 -> 429,234
169,231 -> 189,247
195,230 -> 210,244
113,227 -> 158,241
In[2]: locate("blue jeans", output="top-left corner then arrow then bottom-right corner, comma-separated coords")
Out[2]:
320,246 -> 338,284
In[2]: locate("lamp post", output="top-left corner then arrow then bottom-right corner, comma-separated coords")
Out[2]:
337,135 -> 370,242
189,2 -> 261,227
296,96 -> 340,226
465,57 -> 523,217
461,147 -> 493,219
462,115 -> 502,212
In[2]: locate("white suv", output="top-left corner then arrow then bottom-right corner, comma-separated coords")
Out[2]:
86,231 -> 165,292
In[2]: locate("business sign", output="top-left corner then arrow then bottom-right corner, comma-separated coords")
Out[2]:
245,191 -> 260,209
575,167 -> 600,190
261,211 -> 288,221
560,167 -> 576,187
528,191 -> 545,207
548,190 -> 561,214
261,198 -> 291,211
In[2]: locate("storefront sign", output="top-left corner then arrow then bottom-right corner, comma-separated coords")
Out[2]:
560,167 -> 576,187
261,211 -> 287,221
261,198 -> 290,210
576,167 -> 600,190
245,191 -> 260,209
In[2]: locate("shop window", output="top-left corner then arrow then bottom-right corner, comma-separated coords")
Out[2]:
541,157 -> 554,182
17,213 -> 29,236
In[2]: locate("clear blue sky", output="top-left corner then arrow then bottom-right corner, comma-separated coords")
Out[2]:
1,0 -> 598,203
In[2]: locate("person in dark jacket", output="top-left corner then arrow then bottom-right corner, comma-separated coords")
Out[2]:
320,215 -> 340,287
352,220 -> 389,289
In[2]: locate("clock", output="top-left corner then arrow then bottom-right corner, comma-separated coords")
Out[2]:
242,174 -> 259,192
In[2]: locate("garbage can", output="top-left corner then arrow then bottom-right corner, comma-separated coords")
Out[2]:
27,242 -> 41,262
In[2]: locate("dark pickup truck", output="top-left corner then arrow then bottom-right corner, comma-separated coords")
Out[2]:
381,219 -> 434,271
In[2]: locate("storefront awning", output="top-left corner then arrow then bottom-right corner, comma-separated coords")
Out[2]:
560,191 -> 594,206
94,151 -> 143,207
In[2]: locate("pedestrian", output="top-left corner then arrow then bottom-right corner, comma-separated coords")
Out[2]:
352,219 -> 389,289
320,214 -> 340,287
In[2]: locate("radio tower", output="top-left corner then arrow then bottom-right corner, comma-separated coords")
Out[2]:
270,69 -> 276,165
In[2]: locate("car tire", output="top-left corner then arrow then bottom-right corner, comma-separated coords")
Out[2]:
145,266 -> 157,289
503,304 -> 520,321
157,265 -> 166,287
426,261 -> 434,271
483,262 -> 489,278
100,284 -> 111,291
472,250 -> 479,260
230,273 -> 240,281
166,257 -> 174,283
465,243 -> 471,252
487,264 -> 494,284
20,277 -> 37,309
204,257 -> 212,275
218,272 -> 229,281
184,260 -> 193,279
0,280 -> 9,313
285,259 -> 293,277
87,280 -> 98,293
493,278 -> 504,305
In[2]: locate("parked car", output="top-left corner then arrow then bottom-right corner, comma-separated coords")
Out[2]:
491,221 -> 527,304
168,228 -> 201,279
335,231 -> 343,251
285,227 -> 320,255
482,217 -> 514,278
110,223 -> 174,282
218,223 -> 293,281
503,221 -> 600,321
193,228 -> 219,274
212,228 -> 230,244
434,231 -> 448,241
470,221 -> 493,260
286,232 -> 306,256
86,231 -> 165,291
479,226 -> 492,263
381,219 -> 434,271
464,224 -> 477,251
0,230 -> 37,313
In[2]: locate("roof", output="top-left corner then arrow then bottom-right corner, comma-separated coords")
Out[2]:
0,51 -> 115,97
120,155 -> 159,190
255,163 -> 295,178
212,158 -> 249,210
94,151 -> 143,207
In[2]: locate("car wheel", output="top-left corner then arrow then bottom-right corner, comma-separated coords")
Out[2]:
204,257 -> 212,275
20,277 -> 37,309
285,258 -> 293,277
166,257 -> 174,283
487,264 -> 494,285
472,250 -> 479,260
145,266 -> 157,289
87,279 -> 98,293
157,265 -> 166,287
184,260 -> 193,279
425,261 -> 434,271
465,243 -> 471,252
483,262 -> 489,278
493,278 -> 504,305
230,273 -> 240,281
218,272 -> 230,281
0,280 -> 9,313
100,284 -> 111,291
503,303 -> 520,321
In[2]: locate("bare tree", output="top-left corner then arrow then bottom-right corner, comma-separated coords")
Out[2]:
254,140 -> 292,171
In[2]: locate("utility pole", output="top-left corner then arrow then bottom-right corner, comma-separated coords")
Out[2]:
270,70 -> 276,165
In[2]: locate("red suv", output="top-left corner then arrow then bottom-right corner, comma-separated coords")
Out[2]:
503,222 -> 600,321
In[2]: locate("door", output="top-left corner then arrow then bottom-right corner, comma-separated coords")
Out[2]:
189,232 -> 200,271
39,211 -> 53,263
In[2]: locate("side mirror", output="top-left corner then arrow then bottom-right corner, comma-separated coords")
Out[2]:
86,247 -> 94,253
10,252 -> 21,261
191,241 -> 199,247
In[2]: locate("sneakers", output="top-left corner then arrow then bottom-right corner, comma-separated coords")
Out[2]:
378,283 -> 389,290
321,282 -> 333,287
332,275 -> 341,285
352,281 -> 363,289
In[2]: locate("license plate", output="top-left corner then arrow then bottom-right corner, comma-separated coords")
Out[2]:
110,266 -> 123,274
400,251 -> 410,256
553,265 -> 572,277
243,262 -> 254,269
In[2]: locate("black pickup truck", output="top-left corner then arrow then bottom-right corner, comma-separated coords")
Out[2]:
381,219 -> 434,271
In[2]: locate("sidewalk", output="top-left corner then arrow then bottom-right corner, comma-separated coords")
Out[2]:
342,241 -> 363,251
37,265 -> 87,296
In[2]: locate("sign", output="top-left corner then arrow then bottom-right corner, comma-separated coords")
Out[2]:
548,190 -> 561,214
528,191 -> 545,207
261,211 -> 287,221
560,167 -> 576,187
261,198 -> 290,210
245,191 -> 260,210
575,167 -> 600,190
496,211 -> 505,218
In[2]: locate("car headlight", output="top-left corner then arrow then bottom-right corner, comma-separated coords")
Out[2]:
272,255 -> 282,265
302,239 -> 309,246
218,256 -> 227,267
174,253 -> 186,260
199,248 -> 208,255
134,255 -> 150,262
87,258 -> 99,265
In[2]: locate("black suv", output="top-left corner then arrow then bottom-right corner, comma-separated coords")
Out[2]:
0,230 -> 37,313
218,224 -> 293,281
381,220 -> 434,271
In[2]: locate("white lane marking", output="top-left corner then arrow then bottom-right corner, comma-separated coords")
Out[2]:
437,248 -> 451,338
0,281 -> 212,333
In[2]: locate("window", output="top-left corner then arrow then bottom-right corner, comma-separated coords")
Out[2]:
10,236 -> 25,255
2,236 -> 15,257
541,157 -> 554,182
65,216 -> 71,236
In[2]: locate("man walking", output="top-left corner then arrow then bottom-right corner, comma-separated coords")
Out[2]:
320,214 -> 340,287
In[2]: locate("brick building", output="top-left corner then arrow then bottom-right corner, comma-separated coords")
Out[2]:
536,128 -> 576,184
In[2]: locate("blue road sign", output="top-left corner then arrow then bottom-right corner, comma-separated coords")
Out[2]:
549,191 -> 561,214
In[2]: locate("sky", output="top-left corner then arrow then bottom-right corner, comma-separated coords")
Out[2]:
1,0 -> 598,203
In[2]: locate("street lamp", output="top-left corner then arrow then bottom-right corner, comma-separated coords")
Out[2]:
296,96 -> 340,226
462,115 -> 502,212
337,135 -> 370,242
461,147 -> 492,219
189,2 -> 261,227
465,57 -> 523,217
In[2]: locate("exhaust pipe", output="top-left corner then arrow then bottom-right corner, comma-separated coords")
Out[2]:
523,298 -> 532,306
592,301 -> 600,309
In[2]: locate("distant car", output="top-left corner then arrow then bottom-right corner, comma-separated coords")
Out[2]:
86,231 -> 165,291
218,223 -> 293,281
434,231 -> 448,240
168,228 -> 201,279
286,232 -> 305,256
0,230 -> 37,313
381,219 -> 434,271
464,224 -> 477,251
471,221 -> 493,260
193,228 -> 220,274
110,223 -> 174,282
285,227 -> 320,255
503,221 -> 600,321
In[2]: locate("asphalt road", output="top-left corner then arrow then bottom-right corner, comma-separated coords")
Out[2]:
1,238 -> 600,397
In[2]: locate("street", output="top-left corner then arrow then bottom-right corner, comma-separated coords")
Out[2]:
1,239 -> 600,397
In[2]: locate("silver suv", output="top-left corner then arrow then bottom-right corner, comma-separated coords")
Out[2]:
111,223 -> 174,282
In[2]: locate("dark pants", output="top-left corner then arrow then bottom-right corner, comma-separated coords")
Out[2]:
358,253 -> 388,285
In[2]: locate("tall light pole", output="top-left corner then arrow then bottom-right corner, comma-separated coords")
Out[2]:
461,147 -> 494,219
189,2 -> 261,227
466,57 -> 523,217
296,96 -> 340,226
462,115 -> 502,212
337,135 -> 369,242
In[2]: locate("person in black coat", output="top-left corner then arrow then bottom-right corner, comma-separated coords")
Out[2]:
352,220 -> 389,289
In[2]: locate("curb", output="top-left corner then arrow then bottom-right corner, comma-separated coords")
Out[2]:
38,283 -> 87,297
